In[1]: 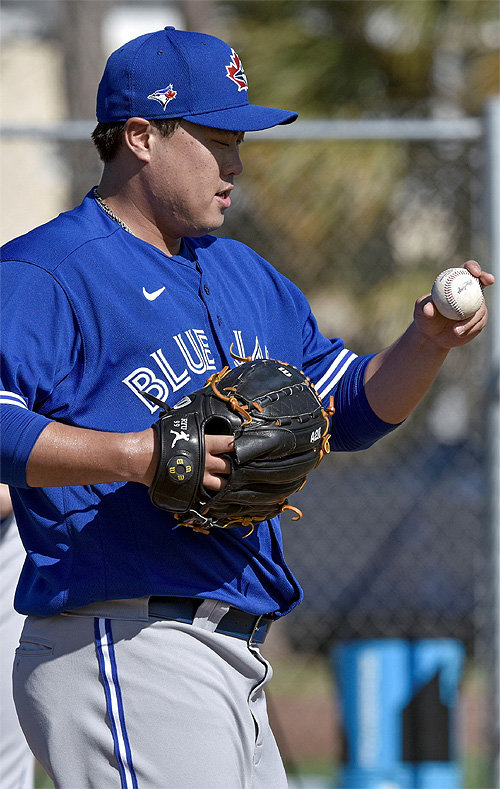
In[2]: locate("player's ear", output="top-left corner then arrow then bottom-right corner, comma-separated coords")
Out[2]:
123,117 -> 154,162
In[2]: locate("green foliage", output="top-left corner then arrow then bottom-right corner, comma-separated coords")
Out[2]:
222,0 -> 498,117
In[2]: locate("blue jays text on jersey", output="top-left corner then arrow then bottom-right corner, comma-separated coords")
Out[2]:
123,327 -> 269,413
0,192 -> 398,618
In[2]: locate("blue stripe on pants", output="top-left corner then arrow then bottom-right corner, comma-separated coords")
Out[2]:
94,617 -> 138,789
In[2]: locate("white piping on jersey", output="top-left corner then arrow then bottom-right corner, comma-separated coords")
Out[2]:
0,391 -> 28,408
315,349 -> 358,400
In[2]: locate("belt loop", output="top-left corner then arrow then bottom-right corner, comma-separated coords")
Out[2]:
193,600 -> 230,632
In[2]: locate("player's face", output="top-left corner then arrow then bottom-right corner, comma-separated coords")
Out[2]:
146,120 -> 244,243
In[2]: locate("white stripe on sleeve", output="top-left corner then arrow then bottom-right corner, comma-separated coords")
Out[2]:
0,391 -> 28,408
316,351 -> 358,400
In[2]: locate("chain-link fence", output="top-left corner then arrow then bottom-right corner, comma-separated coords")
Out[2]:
219,131 -> 487,649
1,54 -> 498,789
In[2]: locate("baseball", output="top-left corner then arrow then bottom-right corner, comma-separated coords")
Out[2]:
431,267 -> 484,320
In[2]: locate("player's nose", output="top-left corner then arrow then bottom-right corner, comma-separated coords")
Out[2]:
222,148 -> 243,177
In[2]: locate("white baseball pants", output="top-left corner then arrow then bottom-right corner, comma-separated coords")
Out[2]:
13,597 -> 287,789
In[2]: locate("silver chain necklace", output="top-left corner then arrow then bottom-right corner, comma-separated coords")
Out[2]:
92,187 -> 132,234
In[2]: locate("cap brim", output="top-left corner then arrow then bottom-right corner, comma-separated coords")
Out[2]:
180,104 -> 297,132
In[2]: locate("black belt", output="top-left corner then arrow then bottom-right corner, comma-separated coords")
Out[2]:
148,596 -> 273,645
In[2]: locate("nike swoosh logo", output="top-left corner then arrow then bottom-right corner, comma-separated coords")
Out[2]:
143,286 -> 166,301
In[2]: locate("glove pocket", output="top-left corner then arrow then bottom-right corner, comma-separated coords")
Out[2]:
234,428 -> 297,463
208,478 -> 305,509
233,451 -> 321,483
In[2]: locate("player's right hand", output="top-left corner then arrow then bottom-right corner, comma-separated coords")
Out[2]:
204,435 -> 234,491
413,260 -> 494,350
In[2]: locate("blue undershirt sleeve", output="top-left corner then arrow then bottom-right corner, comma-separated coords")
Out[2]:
329,353 -> 403,451
287,282 -> 403,452
0,405 -> 53,487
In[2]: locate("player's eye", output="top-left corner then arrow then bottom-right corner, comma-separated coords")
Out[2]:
213,136 -> 244,148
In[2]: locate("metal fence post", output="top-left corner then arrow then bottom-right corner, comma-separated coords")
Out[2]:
485,95 -> 500,789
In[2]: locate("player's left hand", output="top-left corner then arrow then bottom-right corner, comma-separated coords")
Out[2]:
413,260 -> 494,350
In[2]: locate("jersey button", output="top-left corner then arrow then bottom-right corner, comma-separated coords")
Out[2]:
204,285 -> 210,295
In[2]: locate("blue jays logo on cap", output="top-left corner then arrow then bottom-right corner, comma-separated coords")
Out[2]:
96,27 -> 297,132
147,84 -> 178,110
225,49 -> 248,92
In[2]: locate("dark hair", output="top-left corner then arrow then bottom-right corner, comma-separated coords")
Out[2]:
91,118 -> 181,163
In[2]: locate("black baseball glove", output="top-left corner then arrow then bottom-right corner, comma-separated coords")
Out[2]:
145,358 -> 334,535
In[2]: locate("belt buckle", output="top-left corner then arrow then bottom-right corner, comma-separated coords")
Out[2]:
249,614 -> 266,645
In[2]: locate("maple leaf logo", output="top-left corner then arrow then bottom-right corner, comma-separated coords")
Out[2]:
225,49 -> 248,92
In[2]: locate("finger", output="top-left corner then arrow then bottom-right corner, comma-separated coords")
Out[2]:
463,260 -> 495,288
204,439 -> 232,491
205,454 -> 231,475
203,472 -> 229,491
419,295 -> 438,319
480,271 -> 495,287
205,434 -> 235,455
463,259 -> 481,277
454,303 -> 488,337
418,294 -> 449,324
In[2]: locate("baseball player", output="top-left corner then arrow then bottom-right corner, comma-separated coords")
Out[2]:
0,28 -> 493,789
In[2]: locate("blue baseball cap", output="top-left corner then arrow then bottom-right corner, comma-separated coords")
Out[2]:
96,27 -> 298,131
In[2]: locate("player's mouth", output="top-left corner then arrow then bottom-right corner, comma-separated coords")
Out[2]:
215,186 -> 233,210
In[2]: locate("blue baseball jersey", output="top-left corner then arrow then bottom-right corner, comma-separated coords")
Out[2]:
1,192 -> 397,618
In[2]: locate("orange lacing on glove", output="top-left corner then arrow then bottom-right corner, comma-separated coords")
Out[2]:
224,500 -> 304,537
229,344 -> 253,363
190,525 -> 211,535
281,504 -> 303,521
325,395 -> 335,417
224,386 -> 264,413
173,512 -> 211,535
221,516 -> 256,538
205,367 -> 254,424
212,380 -> 253,424
315,395 -> 335,464
205,366 -> 230,386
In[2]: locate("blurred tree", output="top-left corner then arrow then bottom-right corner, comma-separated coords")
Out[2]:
220,0 -> 498,117
178,0 -> 215,32
58,0 -> 106,207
